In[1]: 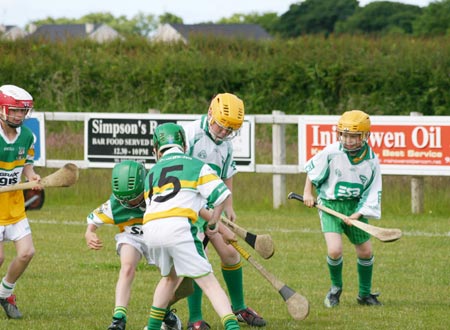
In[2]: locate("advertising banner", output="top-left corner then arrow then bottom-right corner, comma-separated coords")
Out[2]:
85,113 -> 255,171
299,116 -> 450,176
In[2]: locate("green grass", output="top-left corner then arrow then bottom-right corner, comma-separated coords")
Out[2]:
1,170 -> 449,329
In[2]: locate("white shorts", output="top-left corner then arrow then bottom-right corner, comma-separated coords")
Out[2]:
143,217 -> 212,277
0,218 -> 32,242
115,225 -> 154,265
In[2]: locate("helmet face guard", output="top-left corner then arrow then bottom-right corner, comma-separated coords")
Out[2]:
208,93 -> 244,142
337,110 -> 371,152
0,85 -> 34,128
152,123 -> 186,160
111,160 -> 146,209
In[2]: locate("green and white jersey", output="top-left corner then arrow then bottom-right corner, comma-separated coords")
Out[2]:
87,196 -> 144,233
305,142 -> 382,219
143,148 -> 231,224
183,115 -> 237,180
0,124 -> 35,224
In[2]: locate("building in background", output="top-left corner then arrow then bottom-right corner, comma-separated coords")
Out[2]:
27,23 -> 122,42
152,23 -> 272,43
0,25 -> 28,40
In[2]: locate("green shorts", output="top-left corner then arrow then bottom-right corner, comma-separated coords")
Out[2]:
319,199 -> 370,245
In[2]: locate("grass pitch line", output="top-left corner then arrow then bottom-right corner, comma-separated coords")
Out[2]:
29,219 -> 450,238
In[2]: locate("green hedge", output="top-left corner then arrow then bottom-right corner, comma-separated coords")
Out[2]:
1,34 -> 449,115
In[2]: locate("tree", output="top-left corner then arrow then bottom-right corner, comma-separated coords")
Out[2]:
275,0 -> 358,37
413,0 -> 450,36
158,12 -> 183,24
335,1 -> 422,35
217,12 -> 279,34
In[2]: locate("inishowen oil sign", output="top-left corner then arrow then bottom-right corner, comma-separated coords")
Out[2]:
299,116 -> 450,176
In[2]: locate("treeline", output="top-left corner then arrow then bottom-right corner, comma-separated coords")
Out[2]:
24,0 -> 450,38
1,34 -> 449,116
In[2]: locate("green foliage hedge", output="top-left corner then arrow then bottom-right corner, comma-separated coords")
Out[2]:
1,34 -> 449,116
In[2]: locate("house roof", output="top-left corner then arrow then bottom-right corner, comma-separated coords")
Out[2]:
28,23 -> 114,42
170,23 -> 272,41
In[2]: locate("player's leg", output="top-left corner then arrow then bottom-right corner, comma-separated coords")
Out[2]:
195,273 -> 240,330
0,221 -> 34,319
187,228 -> 207,329
108,243 -> 141,329
147,269 -> 180,330
354,238 -> 381,306
209,226 -> 265,326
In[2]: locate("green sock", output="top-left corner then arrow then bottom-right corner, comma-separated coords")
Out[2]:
222,313 -> 240,330
327,255 -> 343,288
147,306 -> 166,330
187,281 -> 203,322
113,306 -> 127,321
357,256 -> 374,297
222,261 -> 245,311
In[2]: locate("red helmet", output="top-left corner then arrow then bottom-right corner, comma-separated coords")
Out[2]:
0,85 -> 34,128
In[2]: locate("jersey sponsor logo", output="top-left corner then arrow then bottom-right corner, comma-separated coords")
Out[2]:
0,171 -> 20,186
335,183 -> 362,198
125,225 -> 143,235
197,150 -> 207,159
359,175 -> 368,185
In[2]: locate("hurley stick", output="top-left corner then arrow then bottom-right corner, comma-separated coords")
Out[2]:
0,163 -> 79,193
220,215 -> 275,259
230,240 -> 309,321
287,192 -> 402,243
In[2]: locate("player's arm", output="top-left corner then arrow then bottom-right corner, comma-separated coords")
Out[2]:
302,176 -> 315,207
22,163 -> 42,189
85,223 -> 103,250
222,177 -> 236,221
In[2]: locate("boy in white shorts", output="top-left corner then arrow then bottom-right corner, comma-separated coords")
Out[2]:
0,85 -> 41,319
142,123 -> 240,330
85,160 -> 182,330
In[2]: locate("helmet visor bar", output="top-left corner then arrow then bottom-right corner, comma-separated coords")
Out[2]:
113,192 -> 145,209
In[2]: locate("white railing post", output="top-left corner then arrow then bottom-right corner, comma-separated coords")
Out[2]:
410,112 -> 424,214
272,110 -> 286,208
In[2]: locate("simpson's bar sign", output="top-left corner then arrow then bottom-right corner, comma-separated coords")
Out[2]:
85,113 -> 255,171
299,116 -> 450,176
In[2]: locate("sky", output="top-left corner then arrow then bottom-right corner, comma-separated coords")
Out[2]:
0,0 -> 434,28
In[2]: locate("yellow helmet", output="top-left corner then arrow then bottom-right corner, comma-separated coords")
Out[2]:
337,110 -> 371,151
337,110 -> 370,134
208,93 -> 244,141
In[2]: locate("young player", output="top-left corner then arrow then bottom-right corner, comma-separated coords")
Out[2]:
302,110 -> 383,308
182,93 -> 266,329
0,84 -> 41,319
142,123 -> 240,330
85,160 -> 182,330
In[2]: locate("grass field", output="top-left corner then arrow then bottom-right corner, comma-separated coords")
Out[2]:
0,169 -> 449,329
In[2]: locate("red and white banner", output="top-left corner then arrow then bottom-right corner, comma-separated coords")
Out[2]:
299,116 -> 450,176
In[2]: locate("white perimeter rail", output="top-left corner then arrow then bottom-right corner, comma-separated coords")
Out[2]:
41,111 -> 437,213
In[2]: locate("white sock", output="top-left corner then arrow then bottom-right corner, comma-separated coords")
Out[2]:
0,277 -> 15,298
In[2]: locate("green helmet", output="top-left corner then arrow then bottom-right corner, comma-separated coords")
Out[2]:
111,160 -> 146,202
153,123 -> 186,157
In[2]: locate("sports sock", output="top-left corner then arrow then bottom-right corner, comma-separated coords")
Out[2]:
357,256 -> 374,297
0,277 -> 15,298
222,260 -> 245,311
327,256 -> 343,288
222,313 -> 240,330
112,306 -> 127,321
147,306 -> 166,330
187,281 -> 204,322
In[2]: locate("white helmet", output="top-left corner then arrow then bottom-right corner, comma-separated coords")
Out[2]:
0,85 -> 34,128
